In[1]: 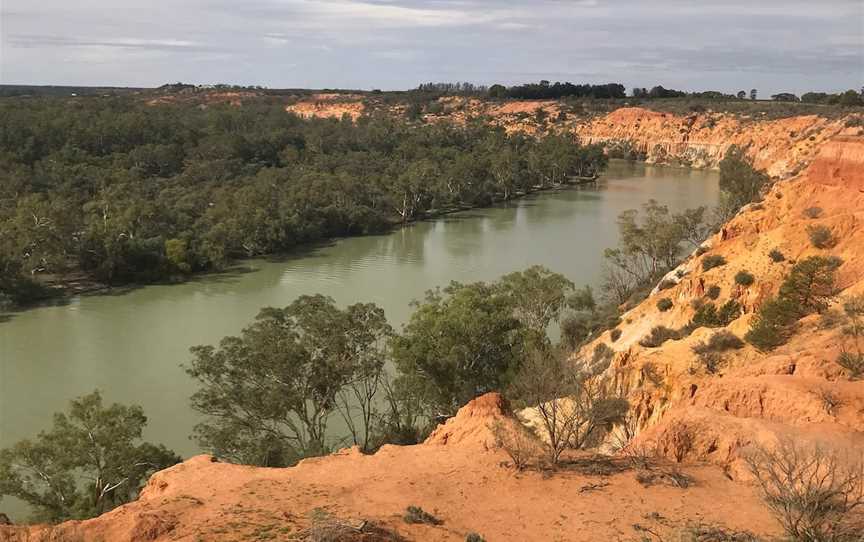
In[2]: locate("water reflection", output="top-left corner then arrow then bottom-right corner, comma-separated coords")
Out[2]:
0,160 -> 719,487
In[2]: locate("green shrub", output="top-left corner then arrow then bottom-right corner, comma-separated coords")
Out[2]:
745,298 -> 800,351
734,271 -> 755,286
806,225 -> 836,249
693,331 -> 745,355
706,285 -> 721,299
658,278 -> 677,291
560,314 -> 587,351
593,343 -> 614,364
690,300 -> 741,329
466,534 -> 486,542
639,326 -> 682,348
610,328 -> 622,342
836,352 -> 864,379
768,249 -> 786,263
717,300 -> 742,324
746,256 -> 842,351
404,506 -> 442,525
702,255 -> 727,271
778,256 -> 842,314
657,298 -> 674,312
692,331 -> 745,374
802,206 -> 823,219
695,246 -> 708,257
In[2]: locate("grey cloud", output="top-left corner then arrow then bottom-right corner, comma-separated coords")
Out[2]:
0,0 -> 861,94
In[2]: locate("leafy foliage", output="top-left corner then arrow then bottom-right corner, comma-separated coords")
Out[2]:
602,200 -> 708,304
403,506 -> 443,525
717,146 -> 770,220
746,256 -> 842,351
806,225 -> 836,249
390,282 -> 526,418
639,326 -> 683,348
837,295 -> 864,379
769,249 -> 786,263
702,255 -> 727,271
498,266 -> 574,334
690,300 -> 741,329
0,99 -> 608,306
0,392 -> 179,522
657,298 -> 673,312
692,331 -> 745,373
734,270 -> 755,286
186,295 -> 392,465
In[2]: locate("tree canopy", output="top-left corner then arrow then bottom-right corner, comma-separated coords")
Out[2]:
0,98 -> 608,306
185,295 -> 392,465
0,392 -> 179,522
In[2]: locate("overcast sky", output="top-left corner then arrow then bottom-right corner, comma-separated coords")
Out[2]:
1,0 -> 862,94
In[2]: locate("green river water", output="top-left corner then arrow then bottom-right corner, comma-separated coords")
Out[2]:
0,160 -> 719,520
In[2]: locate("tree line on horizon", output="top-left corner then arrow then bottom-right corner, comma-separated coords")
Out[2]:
417,80 -> 864,105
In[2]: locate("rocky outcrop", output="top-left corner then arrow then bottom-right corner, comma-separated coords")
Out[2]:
0,394 -> 780,542
285,93 -> 366,120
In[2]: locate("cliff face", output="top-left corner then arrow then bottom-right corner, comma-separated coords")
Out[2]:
280,96 -> 860,179
592,136 -> 864,475
576,107 -> 856,176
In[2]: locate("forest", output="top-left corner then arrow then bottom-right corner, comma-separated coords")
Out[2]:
0,98 -> 607,307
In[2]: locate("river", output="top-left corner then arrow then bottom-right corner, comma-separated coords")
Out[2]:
0,160 -> 718,519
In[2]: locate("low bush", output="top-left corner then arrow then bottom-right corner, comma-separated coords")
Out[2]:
692,330 -> 745,354
639,326 -> 682,348
489,420 -> 539,471
675,524 -> 762,542
658,278 -> 677,291
466,534 -> 486,542
747,256 -> 842,351
706,285 -> 721,300
837,352 -> 864,379
692,330 -> 745,373
559,314 -> 585,351
746,441 -> 864,542
657,298 -> 673,312
734,270 -> 755,286
690,300 -> 741,329
610,328 -> 622,342
806,224 -> 836,249
768,249 -> 785,263
817,309 -> 846,330
403,506 -> 443,525
745,298 -> 799,351
836,294 -> 864,379
802,206 -> 823,219
635,466 -> 694,488
702,255 -> 727,271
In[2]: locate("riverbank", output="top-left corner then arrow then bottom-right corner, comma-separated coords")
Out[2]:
4,175 -> 607,314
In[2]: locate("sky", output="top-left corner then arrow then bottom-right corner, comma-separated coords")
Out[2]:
1,0 -> 862,94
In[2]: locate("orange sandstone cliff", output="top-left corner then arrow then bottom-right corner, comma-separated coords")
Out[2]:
591,135 -> 864,477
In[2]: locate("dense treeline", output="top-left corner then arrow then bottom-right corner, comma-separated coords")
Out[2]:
0,98 -> 606,307
489,81 -> 627,100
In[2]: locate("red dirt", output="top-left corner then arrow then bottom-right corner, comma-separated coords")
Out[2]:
0,394 -> 780,542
